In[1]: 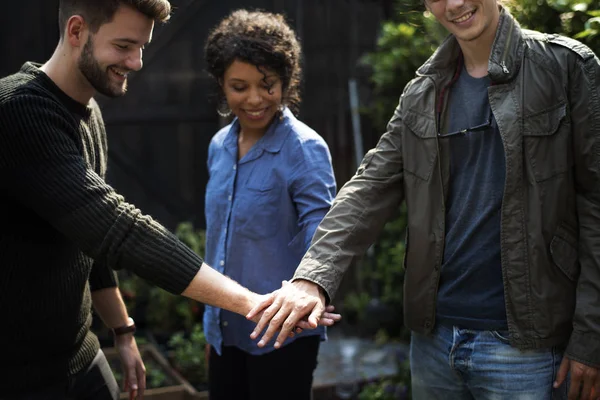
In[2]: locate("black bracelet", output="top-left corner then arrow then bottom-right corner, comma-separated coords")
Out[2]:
112,317 -> 136,336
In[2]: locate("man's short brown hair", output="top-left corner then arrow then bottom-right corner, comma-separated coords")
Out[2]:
58,0 -> 171,37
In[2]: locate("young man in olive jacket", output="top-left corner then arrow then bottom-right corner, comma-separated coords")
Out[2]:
249,1 -> 600,399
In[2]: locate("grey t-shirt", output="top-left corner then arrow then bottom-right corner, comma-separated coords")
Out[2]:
436,65 -> 508,330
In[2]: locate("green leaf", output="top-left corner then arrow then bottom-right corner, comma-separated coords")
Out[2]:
574,28 -> 598,38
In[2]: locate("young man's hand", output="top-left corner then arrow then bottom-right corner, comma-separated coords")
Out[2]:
246,280 -> 341,349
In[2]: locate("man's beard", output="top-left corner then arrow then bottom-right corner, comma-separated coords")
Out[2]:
78,36 -> 127,98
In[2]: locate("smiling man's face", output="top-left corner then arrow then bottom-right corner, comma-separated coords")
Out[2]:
425,0 -> 500,43
77,4 -> 153,97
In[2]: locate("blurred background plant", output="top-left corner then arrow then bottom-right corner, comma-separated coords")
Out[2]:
167,322 -> 208,390
358,349 -> 411,400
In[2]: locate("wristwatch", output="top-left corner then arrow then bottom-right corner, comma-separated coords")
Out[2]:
112,317 -> 136,336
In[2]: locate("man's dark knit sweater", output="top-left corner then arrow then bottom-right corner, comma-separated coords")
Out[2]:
0,63 -> 203,393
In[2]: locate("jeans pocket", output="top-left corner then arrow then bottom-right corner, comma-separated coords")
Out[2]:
490,330 -> 511,344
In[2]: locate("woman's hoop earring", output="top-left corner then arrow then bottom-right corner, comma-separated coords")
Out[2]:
217,108 -> 232,118
217,99 -> 232,118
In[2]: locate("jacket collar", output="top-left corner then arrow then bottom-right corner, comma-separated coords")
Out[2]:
417,6 -> 523,85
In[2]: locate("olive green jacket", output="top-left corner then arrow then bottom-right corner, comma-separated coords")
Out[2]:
294,8 -> 600,367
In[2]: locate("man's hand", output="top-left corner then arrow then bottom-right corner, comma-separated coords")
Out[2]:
246,279 -> 340,349
115,334 -> 146,399
554,356 -> 600,400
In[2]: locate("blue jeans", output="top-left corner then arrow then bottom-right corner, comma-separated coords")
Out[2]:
410,325 -> 568,400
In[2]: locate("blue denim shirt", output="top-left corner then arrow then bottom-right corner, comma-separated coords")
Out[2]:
203,108 -> 336,355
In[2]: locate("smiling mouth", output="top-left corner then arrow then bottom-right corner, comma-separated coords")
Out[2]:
452,10 -> 476,23
109,66 -> 129,78
244,108 -> 268,117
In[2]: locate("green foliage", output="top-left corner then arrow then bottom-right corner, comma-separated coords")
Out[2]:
506,0 -> 600,53
373,204 -> 408,309
146,364 -> 170,388
168,323 -> 208,385
360,0 -> 446,132
175,222 -> 206,256
344,291 -> 372,324
358,358 -> 411,400
343,205 -> 409,340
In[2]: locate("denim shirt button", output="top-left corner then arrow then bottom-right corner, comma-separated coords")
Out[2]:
219,260 -> 225,266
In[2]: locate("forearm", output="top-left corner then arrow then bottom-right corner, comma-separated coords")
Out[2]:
91,287 -> 130,329
182,263 -> 260,316
294,131 -> 404,301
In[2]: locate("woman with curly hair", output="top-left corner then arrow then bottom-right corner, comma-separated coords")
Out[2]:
202,9 -> 337,400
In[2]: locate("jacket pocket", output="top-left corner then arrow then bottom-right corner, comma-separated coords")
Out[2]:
522,103 -> 573,182
550,223 -> 579,282
402,109 -> 438,182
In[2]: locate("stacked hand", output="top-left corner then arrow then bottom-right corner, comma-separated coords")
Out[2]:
246,280 -> 340,349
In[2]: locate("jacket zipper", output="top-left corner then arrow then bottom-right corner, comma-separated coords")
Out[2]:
500,22 -> 514,74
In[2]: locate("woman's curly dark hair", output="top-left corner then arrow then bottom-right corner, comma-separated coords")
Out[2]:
204,9 -> 303,115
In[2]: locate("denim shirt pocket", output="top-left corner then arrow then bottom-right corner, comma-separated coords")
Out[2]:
234,180 -> 281,240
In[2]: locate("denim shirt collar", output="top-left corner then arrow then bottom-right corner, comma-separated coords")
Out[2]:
223,108 -> 295,163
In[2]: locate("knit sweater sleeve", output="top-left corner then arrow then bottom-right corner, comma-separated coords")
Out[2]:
0,94 -> 202,294
88,101 -> 120,292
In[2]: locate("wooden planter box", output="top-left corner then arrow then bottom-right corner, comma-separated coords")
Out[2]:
103,344 -> 208,400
